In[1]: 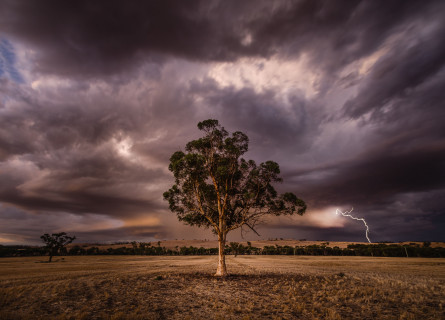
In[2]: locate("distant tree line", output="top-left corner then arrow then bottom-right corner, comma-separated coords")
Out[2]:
1,242 -> 444,258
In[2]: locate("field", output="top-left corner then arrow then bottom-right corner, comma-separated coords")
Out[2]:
1,256 -> 444,320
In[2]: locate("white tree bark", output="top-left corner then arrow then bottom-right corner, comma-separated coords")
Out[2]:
215,232 -> 227,276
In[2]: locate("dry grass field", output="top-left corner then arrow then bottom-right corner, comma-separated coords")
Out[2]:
1,255 -> 444,319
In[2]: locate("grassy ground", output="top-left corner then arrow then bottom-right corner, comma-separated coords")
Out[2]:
1,256 -> 444,319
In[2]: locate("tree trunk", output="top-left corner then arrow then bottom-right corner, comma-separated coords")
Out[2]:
48,248 -> 56,262
215,233 -> 227,277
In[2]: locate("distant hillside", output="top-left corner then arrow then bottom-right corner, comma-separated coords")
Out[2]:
68,239 -> 445,250
3,239 -> 445,258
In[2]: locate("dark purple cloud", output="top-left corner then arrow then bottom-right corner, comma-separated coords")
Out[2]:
1,0 -> 444,244
1,0 -> 440,77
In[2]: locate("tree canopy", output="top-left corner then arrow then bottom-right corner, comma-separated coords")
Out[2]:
40,232 -> 76,262
163,119 -> 306,276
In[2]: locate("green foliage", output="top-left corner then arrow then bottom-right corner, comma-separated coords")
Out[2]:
163,119 -> 307,235
2,242 -> 445,258
0,245 -> 46,257
68,245 -> 86,255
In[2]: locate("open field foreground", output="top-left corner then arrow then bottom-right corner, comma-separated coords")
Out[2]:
1,256 -> 444,320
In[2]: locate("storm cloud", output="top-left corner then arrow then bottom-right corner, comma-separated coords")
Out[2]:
1,0 -> 444,244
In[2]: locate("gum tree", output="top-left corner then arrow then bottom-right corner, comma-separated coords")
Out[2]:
40,232 -> 76,262
163,120 -> 306,276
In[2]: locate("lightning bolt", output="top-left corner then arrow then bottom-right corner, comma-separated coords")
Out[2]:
336,208 -> 371,243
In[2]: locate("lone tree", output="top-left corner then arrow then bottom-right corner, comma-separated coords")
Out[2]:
163,119 -> 306,276
40,232 -> 76,262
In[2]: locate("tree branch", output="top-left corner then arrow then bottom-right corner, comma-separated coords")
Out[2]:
193,181 -> 219,233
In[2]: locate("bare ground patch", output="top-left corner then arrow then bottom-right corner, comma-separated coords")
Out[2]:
0,256 -> 444,319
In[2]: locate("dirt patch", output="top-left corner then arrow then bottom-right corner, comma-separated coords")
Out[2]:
0,256 -> 444,319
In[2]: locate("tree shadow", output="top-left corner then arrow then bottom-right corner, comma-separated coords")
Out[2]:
34,258 -> 66,263
176,271 -> 297,281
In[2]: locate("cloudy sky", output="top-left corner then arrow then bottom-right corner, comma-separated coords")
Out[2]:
1,0 -> 444,245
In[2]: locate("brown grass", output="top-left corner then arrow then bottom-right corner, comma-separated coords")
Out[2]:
1,256 -> 444,319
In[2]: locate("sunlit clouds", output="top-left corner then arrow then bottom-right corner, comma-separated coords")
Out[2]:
1,0 -> 444,244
